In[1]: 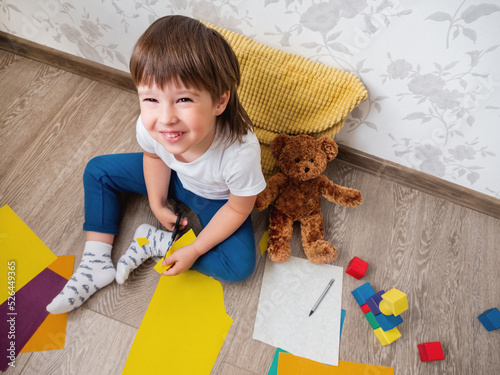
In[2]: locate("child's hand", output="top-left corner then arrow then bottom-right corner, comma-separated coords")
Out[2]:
154,206 -> 188,232
161,244 -> 199,276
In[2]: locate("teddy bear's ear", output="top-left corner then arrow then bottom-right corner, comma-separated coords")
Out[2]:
271,134 -> 289,159
319,137 -> 338,161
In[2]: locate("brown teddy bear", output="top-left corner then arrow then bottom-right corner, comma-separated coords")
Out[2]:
255,134 -> 362,264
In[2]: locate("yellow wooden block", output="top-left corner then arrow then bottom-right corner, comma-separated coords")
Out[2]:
136,237 -> 149,247
380,288 -> 408,316
373,327 -> 401,346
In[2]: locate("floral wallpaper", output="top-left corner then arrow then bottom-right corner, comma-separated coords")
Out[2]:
1,0 -> 499,199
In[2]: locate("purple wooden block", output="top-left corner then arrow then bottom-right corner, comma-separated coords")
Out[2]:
366,290 -> 385,315
1,268 -> 67,371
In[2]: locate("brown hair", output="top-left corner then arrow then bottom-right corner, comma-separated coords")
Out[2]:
130,15 -> 252,143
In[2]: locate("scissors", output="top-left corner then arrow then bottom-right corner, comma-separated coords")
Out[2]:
162,212 -> 183,261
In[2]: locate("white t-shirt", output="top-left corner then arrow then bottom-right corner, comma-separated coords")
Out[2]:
136,116 -> 266,200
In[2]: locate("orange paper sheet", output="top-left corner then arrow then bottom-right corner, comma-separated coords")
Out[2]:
277,352 -> 394,375
20,312 -> 68,353
20,255 -> 74,353
47,254 -> 75,279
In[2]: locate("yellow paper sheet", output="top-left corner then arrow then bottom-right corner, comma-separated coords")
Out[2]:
277,352 -> 394,375
259,231 -> 269,256
153,229 -> 197,274
20,255 -> 74,353
122,270 -> 232,374
0,205 -> 57,305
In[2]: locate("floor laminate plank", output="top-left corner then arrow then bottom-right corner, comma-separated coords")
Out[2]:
0,63 -> 74,178
17,308 -> 136,375
0,52 -> 34,108
219,362 -> 258,375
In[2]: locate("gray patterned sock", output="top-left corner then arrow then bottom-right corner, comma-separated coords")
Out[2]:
115,224 -> 171,284
46,241 -> 115,314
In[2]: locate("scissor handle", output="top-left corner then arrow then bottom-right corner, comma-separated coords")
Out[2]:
171,212 -> 183,241
162,212 -> 184,261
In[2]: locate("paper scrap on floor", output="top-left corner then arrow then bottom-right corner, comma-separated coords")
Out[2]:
253,256 -> 343,365
259,231 -> 269,256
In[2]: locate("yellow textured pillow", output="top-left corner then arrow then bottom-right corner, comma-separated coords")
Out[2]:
203,22 -> 367,178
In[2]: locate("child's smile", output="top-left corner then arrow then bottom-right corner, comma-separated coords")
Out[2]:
160,131 -> 184,143
138,81 -> 229,163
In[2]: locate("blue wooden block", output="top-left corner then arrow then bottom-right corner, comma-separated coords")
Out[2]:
374,311 -> 403,331
478,307 -> 500,331
366,290 -> 385,316
351,282 -> 376,306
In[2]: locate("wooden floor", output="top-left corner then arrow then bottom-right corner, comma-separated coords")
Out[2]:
1,50 -> 499,375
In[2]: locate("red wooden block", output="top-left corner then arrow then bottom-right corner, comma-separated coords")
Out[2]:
360,304 -> 370,313
418,342 -> 445,362
346,256 -> 369,279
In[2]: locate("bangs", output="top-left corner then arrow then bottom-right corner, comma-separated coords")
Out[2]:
131,46 -> 205,92
130,16 -> 227,99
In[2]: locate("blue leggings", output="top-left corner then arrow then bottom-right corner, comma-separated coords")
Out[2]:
82,153 -> 256,283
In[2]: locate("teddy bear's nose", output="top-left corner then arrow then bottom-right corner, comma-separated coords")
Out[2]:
304,167 -> 310,173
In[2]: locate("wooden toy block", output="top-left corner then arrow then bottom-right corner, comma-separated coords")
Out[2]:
374,311 -> 403,331
379,288 -> 408,316
366,290 -> 385,316
373,327 -> 401,346
346,256 -> 369,279
478,307 -> 500,331
418,342 -> 445,361
360,304 -> 371,314
365,311 -> 380,330
351,282 -> 376,306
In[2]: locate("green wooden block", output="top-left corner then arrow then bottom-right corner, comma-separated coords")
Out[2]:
365,311 -> 380,329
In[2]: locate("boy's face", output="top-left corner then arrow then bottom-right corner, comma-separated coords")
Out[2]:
138,80 -> 229,162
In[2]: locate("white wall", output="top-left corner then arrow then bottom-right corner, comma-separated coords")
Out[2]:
1,0 -> 499,198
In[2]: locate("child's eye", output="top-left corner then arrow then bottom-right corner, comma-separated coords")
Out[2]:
178,98 -> 192,103
143,98 -> 158,103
